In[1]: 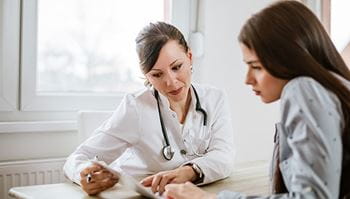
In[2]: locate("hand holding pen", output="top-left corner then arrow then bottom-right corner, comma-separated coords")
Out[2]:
86,156 -> 99,183
79,156 -> 119,195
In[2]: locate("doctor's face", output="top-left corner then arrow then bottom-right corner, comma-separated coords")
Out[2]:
241,44 -> 288,103
146,40 -> 192,103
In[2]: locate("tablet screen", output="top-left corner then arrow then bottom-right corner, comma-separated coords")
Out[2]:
91,160 -> 162,199
120,173 -> 162,199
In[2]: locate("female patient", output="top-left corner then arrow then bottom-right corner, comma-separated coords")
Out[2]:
165,1 -> 350,198
63,22 -> 235,195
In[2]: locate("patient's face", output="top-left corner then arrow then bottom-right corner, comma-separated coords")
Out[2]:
241,43 -> 288,103
145,40 -> 192,104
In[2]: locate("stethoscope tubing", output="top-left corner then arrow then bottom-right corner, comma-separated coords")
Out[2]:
154,85 -> 207,160
155,90 -> 171,147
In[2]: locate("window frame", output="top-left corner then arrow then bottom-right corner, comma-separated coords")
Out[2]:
300,0 -> 330,32
0,0 -> 20,111
317,0 -> 350,67
20,0 -> 192,111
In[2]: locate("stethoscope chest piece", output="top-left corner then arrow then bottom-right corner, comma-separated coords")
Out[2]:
162,145 -> 174,160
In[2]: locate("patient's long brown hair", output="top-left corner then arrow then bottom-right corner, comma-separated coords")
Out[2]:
239,1 -> 350,197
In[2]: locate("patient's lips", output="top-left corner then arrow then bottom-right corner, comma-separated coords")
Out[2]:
253,89 -> 261,96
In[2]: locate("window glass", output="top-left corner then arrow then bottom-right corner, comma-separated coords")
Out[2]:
330,0 -> 350,52
37,0 -> 166,93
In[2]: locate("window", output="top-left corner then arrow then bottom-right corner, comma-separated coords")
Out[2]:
330,0 -> 350,67
302,0 -> 350,68
36,0 -> 162,94
21,0 -> 167,111
18,0 -> 192,111
0,0 -> 20,111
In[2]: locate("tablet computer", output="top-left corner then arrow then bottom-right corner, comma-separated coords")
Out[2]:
91,160 -> 162,199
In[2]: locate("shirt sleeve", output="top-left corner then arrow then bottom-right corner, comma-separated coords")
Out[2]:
216,189 -> 316,199
215,78 -> 343,199
277,78 -> 342,198
63,94 -> 141,184
185,90 -> 236,185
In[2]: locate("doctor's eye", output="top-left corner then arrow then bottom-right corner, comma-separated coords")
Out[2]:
151,73 -> 162,78
172,64 -> 182,71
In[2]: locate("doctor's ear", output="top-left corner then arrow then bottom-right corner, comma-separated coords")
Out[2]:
187,49 -> 193,63
143,77 -> 152,87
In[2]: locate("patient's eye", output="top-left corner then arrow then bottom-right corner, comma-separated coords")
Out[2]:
251,65 -> 262,70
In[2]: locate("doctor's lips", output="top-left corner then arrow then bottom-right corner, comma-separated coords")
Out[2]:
168,87 -> 183,95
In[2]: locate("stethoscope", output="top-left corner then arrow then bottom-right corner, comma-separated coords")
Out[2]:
154,85 -> 208,160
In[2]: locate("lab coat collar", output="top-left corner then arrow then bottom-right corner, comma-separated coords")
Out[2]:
149,85 -> 197,113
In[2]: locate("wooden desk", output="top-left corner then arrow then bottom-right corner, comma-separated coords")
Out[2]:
9,160 -> 269,199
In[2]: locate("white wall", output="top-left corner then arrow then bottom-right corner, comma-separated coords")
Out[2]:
0,131 -> 77,161
193,0 -> 279,163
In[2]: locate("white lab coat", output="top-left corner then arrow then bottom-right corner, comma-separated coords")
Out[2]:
63,84 -> 235,185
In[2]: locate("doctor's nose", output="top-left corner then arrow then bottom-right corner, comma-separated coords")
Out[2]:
164,73 -> 178,87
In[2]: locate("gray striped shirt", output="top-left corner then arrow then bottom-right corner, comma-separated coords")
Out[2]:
218,75 -> 350,199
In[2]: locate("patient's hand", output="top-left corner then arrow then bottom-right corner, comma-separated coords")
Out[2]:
80,163 -> 119,195
165,182 -> 216,199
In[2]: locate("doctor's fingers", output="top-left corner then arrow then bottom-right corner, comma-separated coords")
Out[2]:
140,172 -> 166,187
140,175 -> 153,186
158,174 -> 177,194
87,170 -> 118,183
140,172 -> 174,189
82,178 -> 118,196
81,182 -> 104,195
80,164 -> 103,177
151,173 -> 176,194
80,170 -> 118,189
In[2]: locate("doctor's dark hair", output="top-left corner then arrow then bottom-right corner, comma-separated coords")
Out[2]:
135,22 -> 189,76
239,0 -> 350,196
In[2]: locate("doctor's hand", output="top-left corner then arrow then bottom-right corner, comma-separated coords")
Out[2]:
140,165 -> 197,195
164,182 -> 216,199
79,163 -> 119,195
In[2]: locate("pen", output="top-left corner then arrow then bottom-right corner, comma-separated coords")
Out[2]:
86,173 -> 92,183
86,156 -> 99,183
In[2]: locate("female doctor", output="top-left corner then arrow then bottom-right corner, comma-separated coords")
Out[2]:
63,21 -> 235,196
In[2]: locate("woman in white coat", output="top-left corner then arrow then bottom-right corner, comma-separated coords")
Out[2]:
63,22 -> 235,195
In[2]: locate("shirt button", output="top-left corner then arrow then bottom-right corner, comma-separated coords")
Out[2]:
172,113 -> 176,118
180,149 -> 187,155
